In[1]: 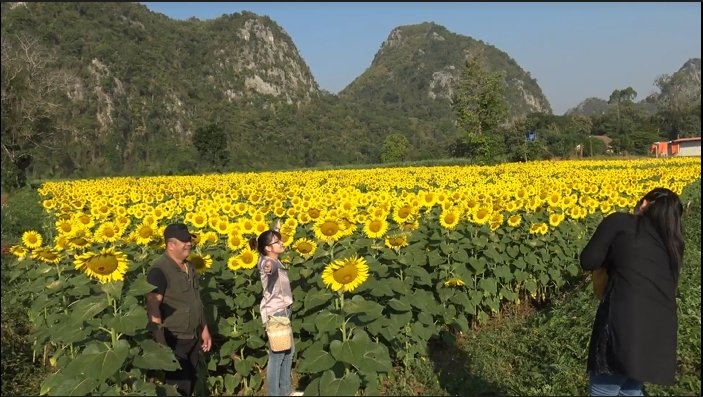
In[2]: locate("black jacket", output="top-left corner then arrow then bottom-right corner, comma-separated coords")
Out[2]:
580,212 -> 678,385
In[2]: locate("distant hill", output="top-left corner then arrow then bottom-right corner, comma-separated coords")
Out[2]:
566,58 -> 701,117
340,22 -> 552,119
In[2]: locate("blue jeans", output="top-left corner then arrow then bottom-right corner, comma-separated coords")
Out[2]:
590,373 -> 644,396
268,307 -> 294,396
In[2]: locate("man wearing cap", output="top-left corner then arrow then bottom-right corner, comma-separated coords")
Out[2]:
146,222 -> 212,396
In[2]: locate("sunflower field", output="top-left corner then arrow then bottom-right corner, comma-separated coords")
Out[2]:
5,157 -> 701,396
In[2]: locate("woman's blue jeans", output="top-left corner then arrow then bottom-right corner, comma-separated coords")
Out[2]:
267,307 -> 294,396
589,373 -> 644,396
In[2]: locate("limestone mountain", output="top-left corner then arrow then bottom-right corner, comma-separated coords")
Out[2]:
340,22 -> 552,120
645,58 -> 701,108
2,3 -> 559,181
566,58 -> 701,117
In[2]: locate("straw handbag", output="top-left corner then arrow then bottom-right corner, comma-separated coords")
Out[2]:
266,315 -> 292,352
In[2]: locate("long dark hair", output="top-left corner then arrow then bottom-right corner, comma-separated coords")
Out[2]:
248,230 -> 281,256
635,187 -> 684,278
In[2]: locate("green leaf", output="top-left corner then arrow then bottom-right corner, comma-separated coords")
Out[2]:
478,277 -> 498,296
494,265 -> 513,282
453,314 -> 469,333
427,250 -> 445,266
303,377 -> 321,396
133,340 -> 181,371
224,374 -> 238,394
483,246 -> 502,263
329,339 -> 355,365
451,248 -> 469,263
52,376 -> 98,396
298,343 -> 336,373
69,296 -> 109,324
387,298 -> 411,312
127,274 -> 158,297
417,311 -> 434,326
314,311 -> 343,333
234,356 -> 253,377
468,256 -> 485,272
100,281 -> 124,300
387,277 -> 409,295
318,370 -> 361,396
83,339 -> 130,383
351,335 -> 392,374
108,305 -> 147,336
303,289 -> 333,313
405,266 -> 431,286
506,245 -> 519,258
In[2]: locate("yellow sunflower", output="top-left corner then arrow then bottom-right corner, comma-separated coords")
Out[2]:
22,231 -> 43,249
471,208 -> 491,225
200,231 -> 219,247
227,255 -> 241,271
231,248 -> 259,270
293,238 -> 317,259
391,204 -> 415,224
384,234 -> 409,251
321,256 -> 369,293
439,209 -> 461,230
549,213 -> 565,228
188,253 -> 213,274
55,219 -> 76,237
489,213 -> 504,232
31,247 -> 62,265
529,223 -> 548,235
94,221 -> 122,243
227,232 -> 246,251
314,217 -> 344,243
444,278 -> 466,287
9,245 -> 28,260
74,247 -> 129,284
363,217 -> 389,239
132,223 -> 156,246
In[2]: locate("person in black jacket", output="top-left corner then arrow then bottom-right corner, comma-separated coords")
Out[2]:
580,187 -> 684,396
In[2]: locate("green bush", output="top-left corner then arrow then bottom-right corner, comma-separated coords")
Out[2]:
0,188 -> 48,245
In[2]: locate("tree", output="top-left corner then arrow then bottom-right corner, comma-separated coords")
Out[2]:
1,35 -> 78,189
450,53 -> 507,161
653,73 -> 701,139
380,133 -> 411,163
192,123 -> 228,172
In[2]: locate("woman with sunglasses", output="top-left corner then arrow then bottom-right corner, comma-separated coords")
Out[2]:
250,221 -> 302,396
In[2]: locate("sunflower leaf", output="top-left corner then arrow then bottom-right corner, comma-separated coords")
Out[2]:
298,342 -> 336,373
69,296 -> 109,324
133,340 -> 181,371
126,274 -> 158,297
108,305 -> 147,336
319,370 -> 361,396
314,310 -> 343,333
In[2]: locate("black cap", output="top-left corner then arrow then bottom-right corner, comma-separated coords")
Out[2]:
164,223 -> 194,242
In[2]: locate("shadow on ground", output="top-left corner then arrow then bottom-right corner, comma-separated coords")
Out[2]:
427,329 -> 506,396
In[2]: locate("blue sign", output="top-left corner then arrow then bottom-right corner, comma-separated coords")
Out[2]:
527,130 -> 537,142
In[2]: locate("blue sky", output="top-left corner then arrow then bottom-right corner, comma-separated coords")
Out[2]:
142,2 -> 701,114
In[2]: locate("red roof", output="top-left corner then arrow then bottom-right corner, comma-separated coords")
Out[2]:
672,137 -> 701,143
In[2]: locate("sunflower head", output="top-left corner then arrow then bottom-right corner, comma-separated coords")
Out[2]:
321,256 -> 369,293
74,247 -> 129,284
293,238 -> 317,259
22,230 -> 43,249
188,253 -> 213,274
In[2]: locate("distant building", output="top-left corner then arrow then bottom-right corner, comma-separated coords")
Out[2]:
650,137 -> 701,157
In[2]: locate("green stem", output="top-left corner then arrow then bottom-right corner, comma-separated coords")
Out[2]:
339,292 -> 347,342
